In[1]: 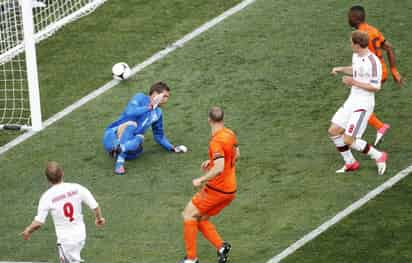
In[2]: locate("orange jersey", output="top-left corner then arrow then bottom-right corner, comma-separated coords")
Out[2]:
358,23 -> 388,81
207,127 -> 238,193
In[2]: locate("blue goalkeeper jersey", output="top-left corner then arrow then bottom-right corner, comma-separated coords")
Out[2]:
106,92 -> 174,151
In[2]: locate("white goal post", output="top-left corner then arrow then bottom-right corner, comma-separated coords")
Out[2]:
0,0 -> 108,131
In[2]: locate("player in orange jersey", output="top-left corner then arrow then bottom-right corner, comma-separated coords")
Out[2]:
179,106 -> 239,263
348,5 -> 404,145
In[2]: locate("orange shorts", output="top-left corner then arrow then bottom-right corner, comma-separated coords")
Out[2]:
192,186 -> 236,217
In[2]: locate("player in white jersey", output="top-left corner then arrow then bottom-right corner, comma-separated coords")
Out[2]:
22,161 -> 105,263
328,30 -> 388,175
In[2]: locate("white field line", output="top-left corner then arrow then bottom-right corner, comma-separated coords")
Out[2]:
0,0 -> 256,156
267,165 -> 412,263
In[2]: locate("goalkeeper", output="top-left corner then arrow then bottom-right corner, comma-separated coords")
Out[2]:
102,81 -> 187,175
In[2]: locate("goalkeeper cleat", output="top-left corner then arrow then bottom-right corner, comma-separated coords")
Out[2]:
374,124 -> 390,146
114,163 -> 125,175
336,161 -> 360,174
376,151 -> 388,175
217,241 -> 231,263
179,257 -> 199,263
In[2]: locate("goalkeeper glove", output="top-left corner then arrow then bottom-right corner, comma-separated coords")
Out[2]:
174,145 -> 188,153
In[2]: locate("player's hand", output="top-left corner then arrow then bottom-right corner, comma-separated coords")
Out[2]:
342,76 -> 354,86
192,178 -> 203,187
95,217 -> 106,227
22,230 -> 30,240
391,67 -> 404,86
200,160 -> 210,172
174,145 -> 188,153
150,93 -> 165,109
331,67 -> 340,75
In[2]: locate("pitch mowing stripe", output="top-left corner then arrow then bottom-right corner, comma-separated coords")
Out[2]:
0,0 -> 256,156
267,165 -> 412,263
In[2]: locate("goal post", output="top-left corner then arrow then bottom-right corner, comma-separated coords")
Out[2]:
21,0 -> 42,131
0,0 -> 108,131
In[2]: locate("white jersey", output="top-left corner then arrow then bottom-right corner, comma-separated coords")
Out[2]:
345,50 -> 382,110
34,182 -> 98,243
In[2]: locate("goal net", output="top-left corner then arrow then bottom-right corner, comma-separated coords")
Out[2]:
0,0 -> 108,131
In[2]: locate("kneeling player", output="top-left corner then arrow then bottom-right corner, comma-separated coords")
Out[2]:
102,81 -> 187,175
180,107 -> 239,263
329,31 -> 387,175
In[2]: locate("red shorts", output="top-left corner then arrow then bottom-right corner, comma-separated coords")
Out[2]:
192,186 -> 236,217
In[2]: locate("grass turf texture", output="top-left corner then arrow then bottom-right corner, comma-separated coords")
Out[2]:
1,0 -> 412,262
283,174 -> 412,263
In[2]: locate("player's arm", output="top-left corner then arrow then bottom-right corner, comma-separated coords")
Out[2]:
22,220 -> 43,240
79,185 -> 105,227
93,207 -> 105,227
22,196 -> 49,240
193,158 -> 225,187
342,76 -> 380,92
331,66 -> 353,75
151,113 -> 175,151
381,40 -> 404,85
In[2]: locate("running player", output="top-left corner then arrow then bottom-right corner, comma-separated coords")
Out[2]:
329,31 -> 387,175
102,81 -> 187,175
348,5 -> 404,145
22,161 -> 105,263
179,107 -> 239,263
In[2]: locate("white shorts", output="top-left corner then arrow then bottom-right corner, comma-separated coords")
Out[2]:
331,105 -> 372,138
57,241 -> 85,263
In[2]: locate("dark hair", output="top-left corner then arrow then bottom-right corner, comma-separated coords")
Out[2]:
45,161 -> 64,184
349,5 -> 365,22
209,106 -> 224,122
149,81 -> 170,95
352,30 -> 369,48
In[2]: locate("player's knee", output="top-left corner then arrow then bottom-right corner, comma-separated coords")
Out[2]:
124,121 -> 137,127
343,135 -> 354,146
328,125 -> 343,137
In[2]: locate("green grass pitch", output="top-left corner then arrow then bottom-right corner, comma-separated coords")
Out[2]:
1,0 -> 412,262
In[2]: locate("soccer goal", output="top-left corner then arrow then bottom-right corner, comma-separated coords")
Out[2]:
0,0 -> 108,131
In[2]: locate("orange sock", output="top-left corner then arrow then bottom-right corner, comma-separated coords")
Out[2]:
184,220 -> 198,259
198,220 -> 223,249
368,112 -> 384,130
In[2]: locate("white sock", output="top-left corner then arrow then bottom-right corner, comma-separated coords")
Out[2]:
351,139 -> 367,152
351,139 -> 382,160
367,146 -> 382,160
330,135 -> 356,164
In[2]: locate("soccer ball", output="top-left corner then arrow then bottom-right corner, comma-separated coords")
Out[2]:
112,62 -> 131,80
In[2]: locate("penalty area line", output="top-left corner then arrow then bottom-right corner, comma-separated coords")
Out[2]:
267,164 -> 412,263
0,0 -> 256,156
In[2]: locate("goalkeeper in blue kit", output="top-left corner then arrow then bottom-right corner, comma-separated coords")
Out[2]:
103,82 -> 187,175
